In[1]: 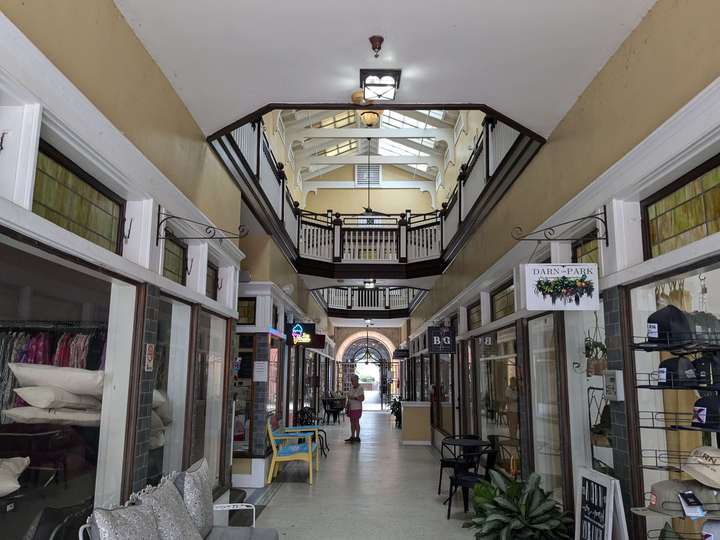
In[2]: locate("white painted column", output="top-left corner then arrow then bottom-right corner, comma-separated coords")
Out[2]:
600,200 -> 643,275
0,103 -> 41,209
186,241 -> 209,295
123,199 -> 156,269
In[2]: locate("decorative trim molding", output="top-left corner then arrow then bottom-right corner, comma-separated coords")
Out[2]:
302,179 -> 437,208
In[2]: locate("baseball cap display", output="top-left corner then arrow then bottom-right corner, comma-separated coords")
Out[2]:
704,519 -> 720,539
631,479 -> 720,518
690,311 -> 720,343
692,396 -> 720,430
695,353 -> 720,386
646,305 -> 693,346
684,447 -> 720,490
657,356 -> 697,387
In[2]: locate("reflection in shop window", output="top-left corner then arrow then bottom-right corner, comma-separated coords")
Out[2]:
528,314 -> 563,504
436,354 -> 453,434
475,326 -> 520,476
232,335 -> 253,457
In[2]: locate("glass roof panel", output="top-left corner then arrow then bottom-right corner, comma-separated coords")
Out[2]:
315,139 -> 358,156
378,138 -> 430,157
312,110 -> 356,129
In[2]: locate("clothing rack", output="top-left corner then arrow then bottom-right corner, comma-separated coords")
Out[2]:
0,321 -> 108,331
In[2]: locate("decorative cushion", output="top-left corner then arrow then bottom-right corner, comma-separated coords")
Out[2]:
0,456 -> 30,475
205,527 -> 279,540
0,467 -> 21,497
3,406 -> 101,427
90,504 -> 161,540
139,479 -> 202,540
9,363 -> 104,397
278,442 -> 315,457
174,458 -> 213,537
14,386 -> 101,410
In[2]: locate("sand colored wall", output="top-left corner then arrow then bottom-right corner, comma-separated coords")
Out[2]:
305,188 -> 433,214
439,110 -> 485,205
1,0 -> 240,234
412,0 -> 720,329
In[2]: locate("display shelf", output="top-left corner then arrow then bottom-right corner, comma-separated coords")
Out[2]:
647,531 -> 703,539
636,371 -> 720,391
640,448 -> 690,472
637,410 -> 719,432
631,332 -> 720,354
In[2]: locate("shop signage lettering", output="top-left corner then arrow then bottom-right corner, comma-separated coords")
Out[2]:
427,326 -> 455,354
285,322 -> 316,346
524,263 -> 600,311
392,348 -> 409,359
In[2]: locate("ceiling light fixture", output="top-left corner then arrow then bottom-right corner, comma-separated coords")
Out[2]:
360,69 -> 401,101
369,35 -> 384,58
359,110 -> 380,128
364,279 -> 376,289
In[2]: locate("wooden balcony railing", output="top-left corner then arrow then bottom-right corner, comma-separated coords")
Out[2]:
315,287 -> 425,311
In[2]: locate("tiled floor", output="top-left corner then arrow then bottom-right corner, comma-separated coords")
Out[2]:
255,412 -> 473,540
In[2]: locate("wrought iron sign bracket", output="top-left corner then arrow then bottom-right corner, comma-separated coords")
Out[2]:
156,208 -> 249,246
511,205 -> 609,247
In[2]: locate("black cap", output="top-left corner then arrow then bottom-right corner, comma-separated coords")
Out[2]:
692,395 -> 720,429
693,353 -> 720,386
647,306 -> 693,347
657,356 -> 696,388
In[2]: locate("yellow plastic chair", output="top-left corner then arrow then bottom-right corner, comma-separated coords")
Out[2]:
266,420 -> 318,485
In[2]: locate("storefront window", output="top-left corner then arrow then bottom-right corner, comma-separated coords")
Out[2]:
268,338 -> 283,415
206,264 -> 218,300
630,262 -> 720,534
475,326 -> 519,476
237,298 -> 256,325
528,314 -> 563,503
0,240 -> 134,535
286,346 -> 297,424
468,300 -> 483,330
33,141 -> 123,253
437,354 -> 454,434
232,335 -> 254,456
188,311 -> 227,489
303,352 -> 316,411
414,356 -> 422,400
148,296 -> 191,484
460,340 -> 476,435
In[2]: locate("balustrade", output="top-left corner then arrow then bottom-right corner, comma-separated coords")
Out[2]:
318,287 -> 423,310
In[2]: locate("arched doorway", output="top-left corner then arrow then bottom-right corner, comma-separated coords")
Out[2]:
342,335 -> 391,411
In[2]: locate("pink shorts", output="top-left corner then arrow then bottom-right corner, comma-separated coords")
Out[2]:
348,409 -> 362,420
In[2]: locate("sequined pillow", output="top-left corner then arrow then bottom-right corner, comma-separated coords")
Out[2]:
90,504 -> 160,540
174,458 -> 213,537
139,479 -> 203,540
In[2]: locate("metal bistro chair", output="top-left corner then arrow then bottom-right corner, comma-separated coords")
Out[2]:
437,434 -> 483,495
446,447 -> 498,519
296,407 -> 329,457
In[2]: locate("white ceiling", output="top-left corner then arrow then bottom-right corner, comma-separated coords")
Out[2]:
114,0 -> 655,137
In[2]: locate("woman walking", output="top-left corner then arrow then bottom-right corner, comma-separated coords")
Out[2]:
345,374 -> 365,443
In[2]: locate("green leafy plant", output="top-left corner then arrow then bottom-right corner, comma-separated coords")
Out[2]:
463,470 -> 573,539
535,275 -> 594,306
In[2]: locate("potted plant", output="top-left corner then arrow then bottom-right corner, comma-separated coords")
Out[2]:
389,397 -> 402,428
463,470 -> 573,539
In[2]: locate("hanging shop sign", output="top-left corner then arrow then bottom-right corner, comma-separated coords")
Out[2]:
524,263 -> 600,311
285,322 -> 316,346
427,326 -> 456,354
308,333 -> 326,349
574,468 -> 628,540
392,348 -> 409,359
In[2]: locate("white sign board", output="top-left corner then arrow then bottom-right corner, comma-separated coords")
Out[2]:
253,360 -> 268,382
574,468 -> 629,540
524,263 -> 600,311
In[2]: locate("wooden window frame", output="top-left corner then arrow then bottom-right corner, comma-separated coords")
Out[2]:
467,298 -> 483,331
36,140 -> 126,255
571,230 -> 600,264
640,152 -> 720,260
206,262 -> 219,300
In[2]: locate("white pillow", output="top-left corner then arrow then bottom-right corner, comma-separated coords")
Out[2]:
152,390 -> 167,409
0,457 -> 29,476
0,468 -> 21,497
14,386 -> 101,410
3,406 -> 101,427
9,363 -> 104,397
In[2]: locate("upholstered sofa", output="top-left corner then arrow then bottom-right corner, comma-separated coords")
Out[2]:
78,459 -> 279,540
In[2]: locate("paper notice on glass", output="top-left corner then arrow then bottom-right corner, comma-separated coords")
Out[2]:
253,361 -> 268,382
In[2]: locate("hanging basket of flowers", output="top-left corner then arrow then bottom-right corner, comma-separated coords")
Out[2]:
534,274 -> 595,306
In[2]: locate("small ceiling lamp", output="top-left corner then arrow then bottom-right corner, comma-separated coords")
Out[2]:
351,89 -> 367,106
369,35 -> 384,58
359,110 -> 380,127
364,279 -> 376,289
360,69 -> 401,101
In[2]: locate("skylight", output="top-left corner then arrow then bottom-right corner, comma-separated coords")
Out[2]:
382,110 -> 444,129
312,111 -> 356,129
315,139 -> 358,157
377,138 -> 430,157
